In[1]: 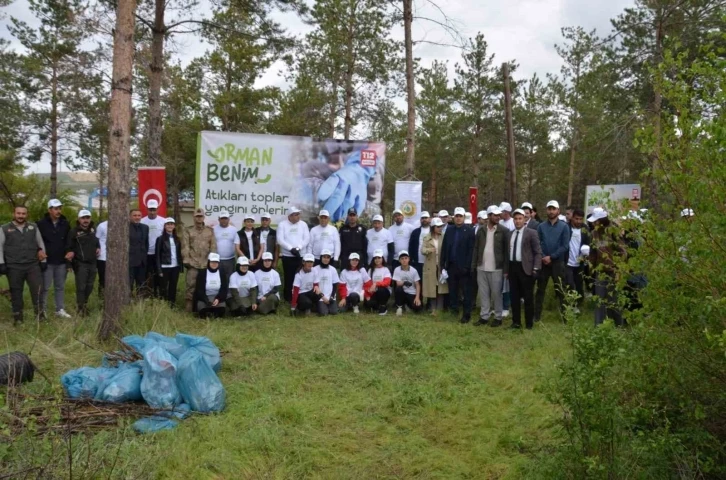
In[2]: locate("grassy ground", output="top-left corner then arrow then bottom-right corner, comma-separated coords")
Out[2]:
1,277 -> 574,479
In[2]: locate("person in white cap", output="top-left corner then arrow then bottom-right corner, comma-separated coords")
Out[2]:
227,256 -> 258,317
565,208 -> 590,311
534,200 -> 571,322
366,214 -> 394,267
507,209 -> 542,329
36,198 -> 72,318
277,206 -> 310,303
392,250 -> 422,316
214,210 -> 238,278
312,249 -> 340,316
181,208 -> 217,312
155,217 -> 182,307
408,211 -> 431,280
255,213 -> 278,267
521,202 -> 540,230
65,210 -> 100,316
308,210 -> 341,266
141,199 -> 166,297
290,253 -> 319,316
235,214 -> 262,272
193,252 -> 228,318
438,210 -> 451,234
339,207 -> 368,270
421,217 -> 448,315
389,209 -> 414,270
440,207 -> 476,323
474,210 -> 487,235
254,251 -> 282,314
365,249 -> 392,315
95,218 -> 108,300
338,252 -> 371,314
472,205 -> 510,326
587,209 -> 625,326
129,208 -> 150,298
498,202 -> 515,231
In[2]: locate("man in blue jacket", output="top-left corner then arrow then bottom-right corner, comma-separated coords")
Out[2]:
36,199 -> 72,318
535,200 -> 571,322
440,207 -> 476,323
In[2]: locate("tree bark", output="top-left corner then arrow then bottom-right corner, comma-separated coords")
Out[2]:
328,75 -> 338,138
648,18 -> 664,210
98,138 -> 105,218
566,58 -> 581,207
100,0 -> 137,341
502,63 -> 516,205
50,64 -> 59,198
403,0 -> 415,178
147,0 -> 165,166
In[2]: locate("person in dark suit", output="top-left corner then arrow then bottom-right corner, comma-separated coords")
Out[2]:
508,209 -> 542,329
408,211 -> 431,280
521,202 -> 540,230
129,209 -> 149,297
440,207 -> 476,323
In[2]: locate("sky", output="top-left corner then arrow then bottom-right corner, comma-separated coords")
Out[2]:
1,0 -> 635,173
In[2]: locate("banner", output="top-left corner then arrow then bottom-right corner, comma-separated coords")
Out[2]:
394,181 -> 422,226
138,167 -> 167,217
469,187 -> 478,218
197,132 -> 386,225
585,184 -> 641,214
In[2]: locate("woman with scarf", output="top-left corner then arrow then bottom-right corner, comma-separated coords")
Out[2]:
254,251 -> 282,315
227,256 -> 258,317
193,253 -> 228,318
312,249 -> 339,316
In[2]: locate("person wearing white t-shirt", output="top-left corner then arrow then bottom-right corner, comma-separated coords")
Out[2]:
338,252 -> 371,314
392,250 -> 422,315
193,253 -> 228,318
95,220 -> 108,298
278,207 -> 310,302
388,209 -> 414,270
228,256 -> 258,316
366,215 -> 394,267
365,249 -> 392,315
254,252 -> 282,314
141,199 -> 167,296
290,253 -> 319,315
234,214 -> 262,272
312,249 -> 340,316
308,210 -> 341,265
214,210 -> 238,277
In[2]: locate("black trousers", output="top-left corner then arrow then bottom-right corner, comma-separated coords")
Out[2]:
509,262 -> 535,329
534,260 -> 566,320
129,264 -> 146,297
282,256 -> 302,302
145,254 -> 159,297
297,290 -> 321,312
365,288 -> 391,311
97,260 -> 106,297
394,287 -> 422,312
159,266 -> 180,306
74,261 -> 97,309
7,263 -> 42,315
345,292 -> 361,308
447,264 -> 473,317
565,265 -> 585,306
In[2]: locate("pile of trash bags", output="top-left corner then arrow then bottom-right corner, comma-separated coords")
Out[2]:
60,332 -> 225,433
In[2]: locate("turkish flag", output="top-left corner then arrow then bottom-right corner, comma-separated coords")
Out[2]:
469,187 -> 478,219
138,167 -> 167,217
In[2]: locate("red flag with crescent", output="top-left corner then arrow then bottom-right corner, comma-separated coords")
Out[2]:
138,167 -> 167,217
469,187 -> 478,219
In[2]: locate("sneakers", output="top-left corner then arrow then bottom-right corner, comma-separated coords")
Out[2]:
56,309 -> 72,319
353,306 -> 360,314
378,306 -> 388,316
396,306 -> 403,316
502,310 -> 510,318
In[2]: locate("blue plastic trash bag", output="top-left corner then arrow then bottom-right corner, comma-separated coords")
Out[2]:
99,363 -> 142,403
61,367 -> 118,399
145,332 -> 186,358
177,350 -> 225,413
175,333 -> 221,373
156,403 -> 191,420
121,335 -> 147,354
132,415 -> 179,434
140,346 -> 182,409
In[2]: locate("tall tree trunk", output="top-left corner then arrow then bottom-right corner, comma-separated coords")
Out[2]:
566,60 -> 581,207
328,75 -> 338,138
98,138 -> 105,218
100,0 -> 137,341
147,0 -> 165,166
343,7 -> 355,140
648,19 -> 664,210
50,64 -> 59,198
431,159 -> 437,210
502,63 -> 517,205
403,0 -> 415,178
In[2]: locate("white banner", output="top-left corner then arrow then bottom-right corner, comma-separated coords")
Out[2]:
197,132 -> 386,225
394,181 -> 422,226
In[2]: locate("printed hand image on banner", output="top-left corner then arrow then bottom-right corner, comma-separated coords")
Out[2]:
197,132 -> 386,225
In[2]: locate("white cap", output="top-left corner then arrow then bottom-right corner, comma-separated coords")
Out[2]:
288,206 -> 301,215
587,208 -> 608,223
218,210 -> 230,218
78,209 -> 91,218
453,207 -> 466,216
164,217 -> 175,224
244,214 -> 256,222
48,199 -> 63,208
372,249 -> 384,258
349,252 -> 360,260
208,253 -> 221,262
420,211 -> 430,218
487,205 -> 502,215
236,256 -> 249,266
393,209 -> 403,215
261,213 -> 272,219
580,245 -> 591,256
147,199 -> 159,209
372,214 -> 383,222
397,250 -> 410,258
546,200 -> 560,209
321,249 -> 332,257
464,212 -> 472,224
319,209 -> 330,217
521,202 -> 533,210
513,208 -> 525,216
499,202 -> 512,212
438,210 -> 449,217
302,253 -> 315,262
431,218 -> 444,227
477,210 -> 488,219
627,210 -> 643,222
680,208 -> 694,218
262,252 -> 273,261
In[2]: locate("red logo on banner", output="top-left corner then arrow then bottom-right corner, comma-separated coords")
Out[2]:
138,167 -> 167,217
469,187 -> 478,219
361,150 -> 377,167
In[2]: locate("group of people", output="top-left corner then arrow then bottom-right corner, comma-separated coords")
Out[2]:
1,195 -> 657,327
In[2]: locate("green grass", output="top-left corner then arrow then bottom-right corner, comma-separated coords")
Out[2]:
1,279 -> 575,479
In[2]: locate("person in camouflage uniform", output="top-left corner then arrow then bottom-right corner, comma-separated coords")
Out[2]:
182,208 -> 217,312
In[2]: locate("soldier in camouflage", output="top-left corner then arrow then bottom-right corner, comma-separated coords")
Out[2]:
181,208 -> 217,312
